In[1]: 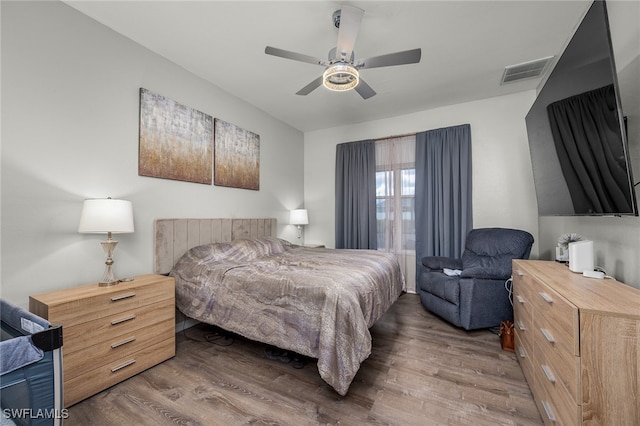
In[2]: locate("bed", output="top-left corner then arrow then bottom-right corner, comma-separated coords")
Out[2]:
154,218 -> 405,395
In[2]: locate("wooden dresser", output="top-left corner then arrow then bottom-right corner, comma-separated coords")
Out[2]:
30,274 -> 175,407
512,260 -> 639,425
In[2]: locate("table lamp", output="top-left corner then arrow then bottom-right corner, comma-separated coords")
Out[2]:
290,209 -> 309,239
78,198 -> 134,286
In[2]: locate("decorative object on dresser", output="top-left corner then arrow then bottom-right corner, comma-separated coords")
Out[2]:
512,260 -> 640,425
78,198 -> 135,286
567,240 -> 594,274
290,208 -> 309,239
418,227 -> 534,330
555,233 -> 583,262
29,274 -> 175,407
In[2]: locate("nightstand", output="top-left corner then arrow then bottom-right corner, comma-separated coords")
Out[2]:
29,274 -> 175,407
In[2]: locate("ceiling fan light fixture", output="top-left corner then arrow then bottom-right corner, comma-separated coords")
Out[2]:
322,64 -> 359,91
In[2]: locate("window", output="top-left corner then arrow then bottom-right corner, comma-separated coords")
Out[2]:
375,135 -> 416,253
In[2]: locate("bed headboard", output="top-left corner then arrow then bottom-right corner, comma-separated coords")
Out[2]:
154,218 -> 277,275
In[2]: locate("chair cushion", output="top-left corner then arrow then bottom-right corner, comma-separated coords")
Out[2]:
461,228 -> 534,276
419,271 -> 460,305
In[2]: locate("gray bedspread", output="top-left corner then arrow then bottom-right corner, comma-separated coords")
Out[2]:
170,237 -> 405,395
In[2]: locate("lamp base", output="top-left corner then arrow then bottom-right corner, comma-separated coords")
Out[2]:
99,265 -> 120,286
98,236 -> 120,286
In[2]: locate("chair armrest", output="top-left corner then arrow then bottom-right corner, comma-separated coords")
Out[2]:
460,266 -> 511,280
421,256 -> 462,271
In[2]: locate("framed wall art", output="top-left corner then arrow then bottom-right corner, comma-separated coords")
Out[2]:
138,88 -> 213,184
214,118 -> 260,190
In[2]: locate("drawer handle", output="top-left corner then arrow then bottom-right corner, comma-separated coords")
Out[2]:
111,337 -> 137,349
538,292 -> 553,304
515,270 -> 524,276
111,359 -> 136,373
516,320 -> 526,331
515,295 -> 525,304
540,327 -> 555,344
541,400 -> 557,423
541,364 -> 556,383
111,314 -> 136,325
516,345 -> 526,359
111,293 -> 136,302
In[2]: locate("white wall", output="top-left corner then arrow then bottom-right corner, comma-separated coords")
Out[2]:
1,1 -> 304,307
303,90 -> 540,292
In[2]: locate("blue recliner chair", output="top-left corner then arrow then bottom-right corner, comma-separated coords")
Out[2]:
418,228 -> 534,330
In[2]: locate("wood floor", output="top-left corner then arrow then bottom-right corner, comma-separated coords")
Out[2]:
66,293 -> 542,426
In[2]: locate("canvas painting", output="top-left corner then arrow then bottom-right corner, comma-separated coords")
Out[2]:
139,88 -> 213,184
214,118 -> 260,190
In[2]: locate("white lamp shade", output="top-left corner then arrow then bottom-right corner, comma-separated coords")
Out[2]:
78,198 -> 134,234
290,209 -> 309,226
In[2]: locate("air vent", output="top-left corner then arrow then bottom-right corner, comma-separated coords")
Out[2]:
501,56 -> 554,84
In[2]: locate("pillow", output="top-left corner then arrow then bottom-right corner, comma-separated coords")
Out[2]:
230,237 -> 286,259
173,237 -> 288,276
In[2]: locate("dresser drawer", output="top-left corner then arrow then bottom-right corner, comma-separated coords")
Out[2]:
513,276 -> 535,350
64,318 -> 175,381
513,271 -> 539,312
533,310 -> 578,376
514,330 -> 535,387
532,283 -> 579,356
534,337 -> 580,405
64,338 -> 175,407
534,378 -> 580,426
30,274 -> 174,327
62,298 -> 175,353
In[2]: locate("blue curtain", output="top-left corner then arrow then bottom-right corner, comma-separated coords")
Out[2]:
415,124 -> 472,273
335,140 -> 377,249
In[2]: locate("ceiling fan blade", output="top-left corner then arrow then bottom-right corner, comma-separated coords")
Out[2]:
355,78 -> 376,99
335,5 -> 364,61
359,48 -> 422,69
265,46 -> 324,66
296,76 -> 323,96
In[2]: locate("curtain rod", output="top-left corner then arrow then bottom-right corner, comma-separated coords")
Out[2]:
378,124 -> 470,141
376,131 -> 418,141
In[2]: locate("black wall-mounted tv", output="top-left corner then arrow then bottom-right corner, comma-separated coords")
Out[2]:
525,0 -> 638,216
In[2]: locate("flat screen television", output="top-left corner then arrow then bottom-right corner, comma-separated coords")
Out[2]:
525,0 -> 638,216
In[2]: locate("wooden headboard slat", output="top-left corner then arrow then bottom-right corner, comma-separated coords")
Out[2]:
154,218 -> 277,275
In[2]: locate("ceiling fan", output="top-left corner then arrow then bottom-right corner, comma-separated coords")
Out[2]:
265,5 -> 421,99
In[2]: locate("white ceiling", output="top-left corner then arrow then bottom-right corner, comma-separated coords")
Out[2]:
64,0 -> 592,132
